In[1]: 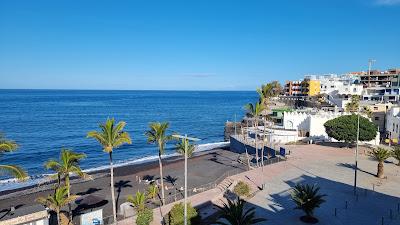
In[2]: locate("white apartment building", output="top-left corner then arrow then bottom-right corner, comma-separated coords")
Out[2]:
386,107 -> 400,140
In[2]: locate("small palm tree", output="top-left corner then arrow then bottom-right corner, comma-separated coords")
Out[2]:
87,118 -> 132,224
345,95 -> 360,113
36,186 -> 78,225
145,122 -> 175,205
369,147 -> 392,178
256,81 -> 282,106
291,184 -> 326,223
127,190 -> 146,212
147,184 -> 159,201
45,149 -> 87,193
245,102 -> 265,167
0,133 -> 27,180
216,197 -> 266,225
45,149 -> 88,222
392,146 -> 400,166
176,139 -> 195,157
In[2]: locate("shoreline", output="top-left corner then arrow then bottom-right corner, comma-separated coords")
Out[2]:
0,144 -> 229,198
0,147 -> 246,221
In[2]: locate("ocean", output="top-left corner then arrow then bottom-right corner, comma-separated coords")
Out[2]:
0,90 -> 256,189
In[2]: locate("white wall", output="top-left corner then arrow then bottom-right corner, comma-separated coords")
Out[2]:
283,111 -> 380,145
386,107 -> 400,140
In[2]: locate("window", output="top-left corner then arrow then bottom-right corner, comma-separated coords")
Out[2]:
374,107 -> 378,110
353,88 -> 357,92
375,117 -> 379,121
394,123 -> 395,132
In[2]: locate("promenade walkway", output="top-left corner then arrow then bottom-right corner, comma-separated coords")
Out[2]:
120,144 -> 400,225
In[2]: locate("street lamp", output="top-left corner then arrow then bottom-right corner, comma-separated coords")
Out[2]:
354,107 -> 360,195
172,134 -> 200,225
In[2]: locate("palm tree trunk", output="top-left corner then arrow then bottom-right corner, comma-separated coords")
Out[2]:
159,154 -> 165,205
66,175 -> 73,224
57,210 -> 61,225
261,140 -> 264,167
255,120 -> 259,167
109,152 -> 117,224
377,161 -> 384,178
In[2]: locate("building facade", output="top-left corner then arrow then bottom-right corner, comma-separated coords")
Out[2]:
284,79 -> 320,97
386,107 -> 400,141
354,68 -> 400,102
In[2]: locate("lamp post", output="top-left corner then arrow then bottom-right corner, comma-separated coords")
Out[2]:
354,108 -> 360,195
172,134 -> 200,225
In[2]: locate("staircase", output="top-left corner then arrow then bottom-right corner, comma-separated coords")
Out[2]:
216,178 -> 234,192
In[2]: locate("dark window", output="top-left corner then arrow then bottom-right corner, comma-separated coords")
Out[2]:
375,117 -> 379,121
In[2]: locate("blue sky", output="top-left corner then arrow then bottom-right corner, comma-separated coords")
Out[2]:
0,0 -> 399,90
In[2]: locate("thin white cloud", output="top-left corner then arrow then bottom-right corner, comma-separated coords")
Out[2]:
182,73 -> 217,78
375,0 -> 400,5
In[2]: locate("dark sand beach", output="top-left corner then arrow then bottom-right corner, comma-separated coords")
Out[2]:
0,148 -> 246,222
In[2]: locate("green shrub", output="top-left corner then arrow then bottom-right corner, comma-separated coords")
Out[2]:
233,181 -> 251,197
168,202 -> 200,225
136,208 -> 153,225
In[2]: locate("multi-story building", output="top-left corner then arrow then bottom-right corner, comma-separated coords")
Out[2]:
353,68 -> 400,102
386,107 -> 400,141
362,102 -> 393,135
284,79 -> 320,97
284,80 -> 303,96
301,79 -> 321,96
316,74 -> 363,96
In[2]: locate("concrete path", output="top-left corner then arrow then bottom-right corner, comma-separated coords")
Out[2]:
119,144 -> 400,225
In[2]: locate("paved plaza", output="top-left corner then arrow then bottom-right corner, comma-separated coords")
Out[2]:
244,144 -> 400,225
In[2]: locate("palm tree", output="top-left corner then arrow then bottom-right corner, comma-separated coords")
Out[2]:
215,197 -> 266,225
87,118 -> 132,224
256,81 -> 282,106
345,95 -> 360,113
45,149 -> 87,194
291,184 -> 326,223
245,102 -> 265,167
362,106 -> 373,118
145,122 -> 174,205
176,139 -> 195,157
45,149 -> 88,222
392,146 -> 400,166
0,133 -> 27,180
36,186 -> 78,225
127,190 -> 146,212
369,147 -> 392,178
146,184 -> 159,201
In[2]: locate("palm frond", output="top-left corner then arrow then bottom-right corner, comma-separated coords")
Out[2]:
369,147 -> 392,162
0,134 -> 19,153
0,164 -> 28,180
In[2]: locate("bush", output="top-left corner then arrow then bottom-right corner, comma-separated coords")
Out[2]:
136,208 -> 153,225
233,181 -> 251,197
324,114 -> 377,146
168,202 -> 200,225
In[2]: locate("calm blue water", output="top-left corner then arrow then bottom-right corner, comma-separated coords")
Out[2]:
0,90 -> 256,180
